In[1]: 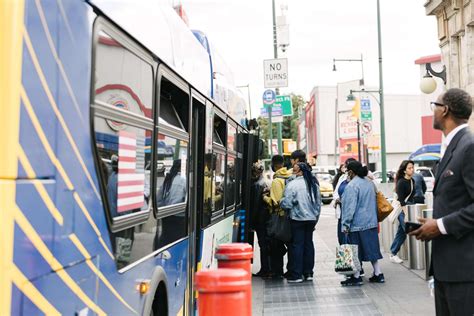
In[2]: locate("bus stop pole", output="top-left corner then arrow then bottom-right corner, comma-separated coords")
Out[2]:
272,0 -> 283,155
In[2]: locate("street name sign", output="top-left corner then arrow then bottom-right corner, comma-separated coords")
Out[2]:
274,95 -> 293,116
263,58 -> 288,88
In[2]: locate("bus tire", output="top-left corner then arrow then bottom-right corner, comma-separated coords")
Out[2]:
142,266 -> 168,316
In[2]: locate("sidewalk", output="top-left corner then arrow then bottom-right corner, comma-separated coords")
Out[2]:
251,205 -> 435,315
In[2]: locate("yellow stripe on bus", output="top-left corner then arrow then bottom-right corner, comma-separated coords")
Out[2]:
14,206 -> 106,316
23,28 -> 100,199
17,146 -> 64,225
69,234 -> 137,314
12,264 -> 61,315
20,87 -> 114,260
0,1 -> 25,315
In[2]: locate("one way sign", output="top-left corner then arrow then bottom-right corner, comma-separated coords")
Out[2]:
263,58 -> 288,88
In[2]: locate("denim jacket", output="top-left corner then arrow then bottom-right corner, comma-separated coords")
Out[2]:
341,176 -> 377,232
280,176 -> 321,221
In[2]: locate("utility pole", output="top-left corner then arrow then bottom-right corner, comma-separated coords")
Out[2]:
377,0 -> 387,183
272,0 -> 282,155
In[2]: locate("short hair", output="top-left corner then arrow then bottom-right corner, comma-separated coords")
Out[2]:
442,88 -> 473,121
271,155 -> 284,165
290,150 -> 306,162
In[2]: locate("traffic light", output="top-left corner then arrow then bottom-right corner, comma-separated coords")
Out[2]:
351,98 -> 360,118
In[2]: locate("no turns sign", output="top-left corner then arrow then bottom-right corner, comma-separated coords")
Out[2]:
263,58 -> 288,88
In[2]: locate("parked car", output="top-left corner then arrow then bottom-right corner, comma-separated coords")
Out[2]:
312,165 -> 338,177
372,170 -> 396,183
415,166 -> 435,192
312,171 -> 334,204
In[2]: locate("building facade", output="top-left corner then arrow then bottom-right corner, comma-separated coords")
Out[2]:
305,85 -> 432,171
424,0 -> 474,128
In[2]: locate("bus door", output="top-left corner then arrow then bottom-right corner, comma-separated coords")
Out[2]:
185,91 -> 206,315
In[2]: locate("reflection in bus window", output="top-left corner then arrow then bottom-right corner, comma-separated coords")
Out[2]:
203,153 -> 214,226
95,31 -> 153,119
95,120 -> 150,218
214,152 -> 225,213
226,156 -> 235,208
155,134 -> 188,208
227,124 -> 236,152
235,156 -> 242,206
154,211 -> 187,250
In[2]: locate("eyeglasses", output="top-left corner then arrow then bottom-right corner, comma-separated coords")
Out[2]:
430,101 -> 447,111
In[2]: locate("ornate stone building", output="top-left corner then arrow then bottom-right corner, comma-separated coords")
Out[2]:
425,0 -> 474,127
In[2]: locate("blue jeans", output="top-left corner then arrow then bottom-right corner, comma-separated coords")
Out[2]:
390,212 -> 406,255
288,220 -> 316,279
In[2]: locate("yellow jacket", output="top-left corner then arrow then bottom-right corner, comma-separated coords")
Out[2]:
263,167 -> 292,213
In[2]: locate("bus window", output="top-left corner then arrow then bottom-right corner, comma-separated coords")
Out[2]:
225,155 -> 236,209
94,121 -> 151,219
227,124 -> 236,152
92,25 -> 155,269
213,114 -> 226,146
213,152 -> 225,215
159,77 -> 189,132
155,134 -> 188,209
235,154 -> 242,206
202,152 -> 215,227
154,211 -> 187,250
95,31 -> 153,119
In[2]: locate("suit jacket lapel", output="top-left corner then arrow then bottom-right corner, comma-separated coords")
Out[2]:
434,127 -> 469,192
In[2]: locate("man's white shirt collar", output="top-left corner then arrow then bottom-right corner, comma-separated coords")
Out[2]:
441,123 -> 469,157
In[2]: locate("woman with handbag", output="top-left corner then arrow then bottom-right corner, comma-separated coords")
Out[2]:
280,162 -> 321,283
389,160 -> 416,264
341,161 -> 384,286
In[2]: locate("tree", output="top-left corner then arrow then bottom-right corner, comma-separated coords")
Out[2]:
256,93 -> 306,158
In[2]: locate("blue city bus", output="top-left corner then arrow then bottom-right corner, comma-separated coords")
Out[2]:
0,1 -> 260,315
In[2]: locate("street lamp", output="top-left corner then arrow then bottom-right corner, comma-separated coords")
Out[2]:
420,63 -> 447,94
332,55 -> 364,165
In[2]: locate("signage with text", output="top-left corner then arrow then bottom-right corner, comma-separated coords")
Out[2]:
263,58 -> 288,88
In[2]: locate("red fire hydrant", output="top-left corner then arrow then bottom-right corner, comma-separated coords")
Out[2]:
195,268 -> 251,316
215,243 -> 253,315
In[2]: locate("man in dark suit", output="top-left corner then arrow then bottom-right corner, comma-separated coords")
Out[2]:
410,88 -> 474,315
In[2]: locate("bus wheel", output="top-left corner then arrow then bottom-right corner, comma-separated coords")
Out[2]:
151,282 -> 168,316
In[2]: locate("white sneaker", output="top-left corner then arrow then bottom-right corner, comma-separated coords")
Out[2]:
390,254 -> 403,264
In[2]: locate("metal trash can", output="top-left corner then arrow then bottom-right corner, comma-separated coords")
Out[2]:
423,209 -> 433,280
407,204 -> 427,269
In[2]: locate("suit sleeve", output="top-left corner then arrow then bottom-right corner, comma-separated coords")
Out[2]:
443,142 -> 474,239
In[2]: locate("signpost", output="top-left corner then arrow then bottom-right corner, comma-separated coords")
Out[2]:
263,58 -> 288,88
262,89 -> 276,151
360,99 -> 372,122
274,95 -> 293,116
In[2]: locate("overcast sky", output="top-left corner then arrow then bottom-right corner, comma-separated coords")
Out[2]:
180,0 -> 440,117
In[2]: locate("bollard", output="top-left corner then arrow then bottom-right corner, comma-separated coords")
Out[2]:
215,243 -> 253,315
195,268 -> 251,316
423,209 -> 433,280
407,204 -> 427,269
215,243 -> 253,274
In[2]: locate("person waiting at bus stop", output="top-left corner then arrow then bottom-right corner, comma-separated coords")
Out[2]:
249,162 -> 271,278
341,160 -> 384,286
281,162 -> 321,283
263,155 -> 292,279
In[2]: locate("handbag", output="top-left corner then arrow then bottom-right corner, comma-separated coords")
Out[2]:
376,190 -> 394,222
266,211 -> 292,243
388,180 -> 413,223
334,236 -> 361,275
